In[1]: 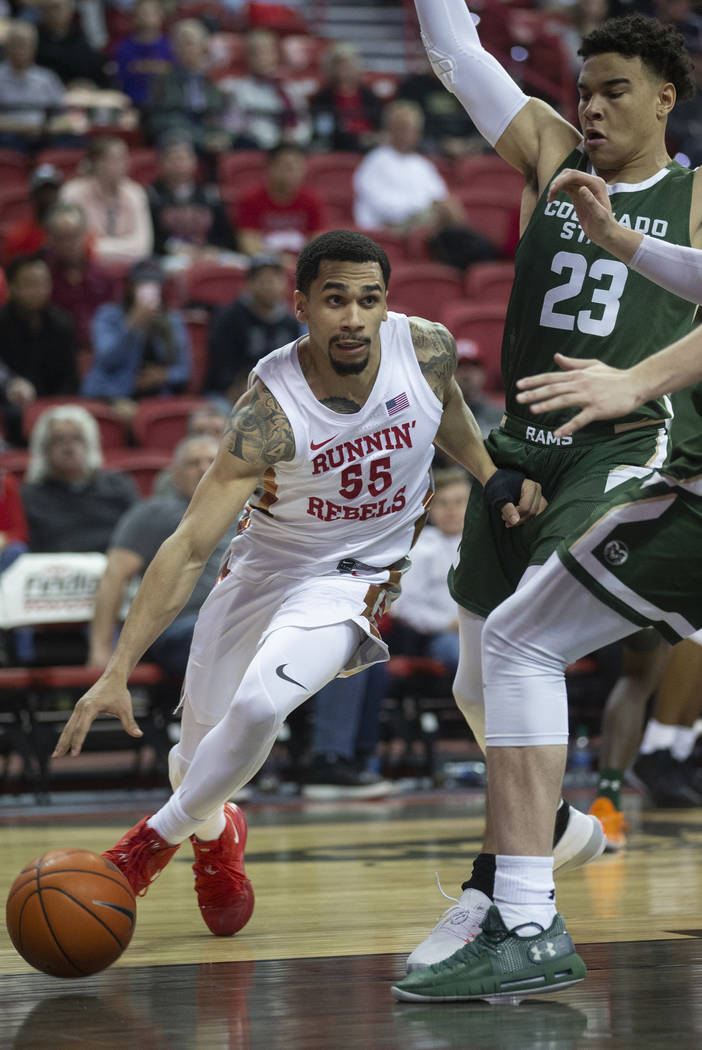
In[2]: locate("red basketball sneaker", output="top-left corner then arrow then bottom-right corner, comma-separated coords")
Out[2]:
191,802 -> 255,936
103,817 -> 180,896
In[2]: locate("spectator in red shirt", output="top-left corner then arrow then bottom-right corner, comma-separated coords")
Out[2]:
43,201 -> 116,353
236,144 -> 325,262
2,163 -> 63,267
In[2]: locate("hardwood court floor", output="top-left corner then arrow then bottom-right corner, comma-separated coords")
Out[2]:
2,789 -> 702,1049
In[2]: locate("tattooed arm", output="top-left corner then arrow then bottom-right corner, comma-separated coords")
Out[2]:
409,317 -> 497,485
53,381 -> 294,756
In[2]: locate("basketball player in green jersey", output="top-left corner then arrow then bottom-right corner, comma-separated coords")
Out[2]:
403,4 -> 702,977
394,267 -> 702,1003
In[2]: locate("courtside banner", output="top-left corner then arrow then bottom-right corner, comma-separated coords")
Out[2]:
0,553 -> 107,627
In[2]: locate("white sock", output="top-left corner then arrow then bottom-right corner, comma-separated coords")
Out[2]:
639,719 -> 677,755
148,795 -> 222,845
494,855 -> 556,936
671,726 -> 696,762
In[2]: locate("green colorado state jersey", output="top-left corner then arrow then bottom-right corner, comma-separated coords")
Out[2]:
502,147 -> 697,431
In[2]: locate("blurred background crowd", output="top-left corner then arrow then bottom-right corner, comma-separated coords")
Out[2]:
1,0 -> 701,808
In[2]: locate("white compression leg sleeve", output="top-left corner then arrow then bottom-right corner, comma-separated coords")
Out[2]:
482,554 -> 644,746
453,608 -> 486,752
152,621 -> 361,844
413,0 -> 529,146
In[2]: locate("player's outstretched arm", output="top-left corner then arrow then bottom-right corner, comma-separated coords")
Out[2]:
410,316 -> 545,526
53,381 -> 295,757
517,328 -> 702,437
412,0 -> 579,179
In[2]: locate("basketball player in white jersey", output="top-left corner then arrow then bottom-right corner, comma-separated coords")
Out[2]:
52,230 -> 543,938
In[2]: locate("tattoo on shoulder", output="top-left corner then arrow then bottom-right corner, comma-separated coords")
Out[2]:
409,317 -> 457,398
224,381 -> 295,466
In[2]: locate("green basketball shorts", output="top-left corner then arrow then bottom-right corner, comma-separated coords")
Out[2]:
449,413 -> 670,618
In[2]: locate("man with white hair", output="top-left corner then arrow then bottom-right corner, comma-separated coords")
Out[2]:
0,21 -> 65,150
21,405 -> 138,553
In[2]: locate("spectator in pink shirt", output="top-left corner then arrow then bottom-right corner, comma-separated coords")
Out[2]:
60,136 -> 154,263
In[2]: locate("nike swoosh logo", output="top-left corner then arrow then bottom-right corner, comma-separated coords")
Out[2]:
276,664 -> 306,689
310,435 -> 339,450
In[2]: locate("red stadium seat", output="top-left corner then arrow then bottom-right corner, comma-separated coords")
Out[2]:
218,150 -> 266,193
364,230 -> 409,268
133,397 -> 209,449
0,186 -> 33,228
184,262 -> 248,307
440,301 -> 507,392
183,310 -> 211,394
103,448 -> 171,497
457,189 -> 520,253
0,449 -> 29,483
387,262 -> 465,322
454,155 -> 524,204
21,398 -> 129,449
0,149 -> 28,188
464,261 -> 515,304
35,148 -> 84,180
127,148 -> 159,186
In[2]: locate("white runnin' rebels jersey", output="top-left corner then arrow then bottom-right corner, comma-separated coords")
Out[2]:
227,312 -> 443,579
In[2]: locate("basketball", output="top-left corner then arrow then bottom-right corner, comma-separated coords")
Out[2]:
5,849 -> 136,978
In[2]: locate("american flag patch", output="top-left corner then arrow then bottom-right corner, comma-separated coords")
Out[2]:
386,392 -> 409,416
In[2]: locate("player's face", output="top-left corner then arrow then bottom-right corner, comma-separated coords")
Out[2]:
577,53 -> 673,171
295,259 -> 388,376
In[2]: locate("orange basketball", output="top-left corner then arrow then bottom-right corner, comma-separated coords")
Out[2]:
5,849 -> 136,978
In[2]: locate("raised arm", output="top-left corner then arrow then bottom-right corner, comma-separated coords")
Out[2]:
53,380 -> 295,756
410,316 -> 545,525
412,0 -> 580,183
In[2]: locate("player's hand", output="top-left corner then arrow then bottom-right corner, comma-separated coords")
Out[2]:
516,353 -> 640,437
52,678 -> 142,758
547,168 -> 615,246
509,477 -> 547,527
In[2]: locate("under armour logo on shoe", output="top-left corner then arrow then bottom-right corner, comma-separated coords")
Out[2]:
529,941 -> 557,962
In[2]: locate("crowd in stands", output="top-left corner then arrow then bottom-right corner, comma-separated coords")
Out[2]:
1,0 -> 702,797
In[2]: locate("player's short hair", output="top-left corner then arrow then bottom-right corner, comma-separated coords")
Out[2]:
579,14 -> 696,101
295,230 -> 391,295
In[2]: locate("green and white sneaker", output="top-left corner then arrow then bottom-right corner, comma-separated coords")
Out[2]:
392,906 -> 586,1003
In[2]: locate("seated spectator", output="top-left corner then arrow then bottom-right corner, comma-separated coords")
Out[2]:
353,100 -> 497,270
353,99 -> 462,233
88,434 -> 235,675
36,0 -> 111,87
82,257 -> 191,401
144,19 -> 230,177
389,467 -> 471,675
2,163 -> 63,266
0,254 -> 78,442
206,253 -> 302,403
396,55 -> 480,157
0,21 -> 67,152
220,27 -> 311,150
60,135 -> 154,263
0,468 -> 33,664
147,131 -> 239,262
310,42 -> 382,153
116,0 -> 174,107
43,201 -> 116,352
22,404 -> 138,553
236,144 -> 325,260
